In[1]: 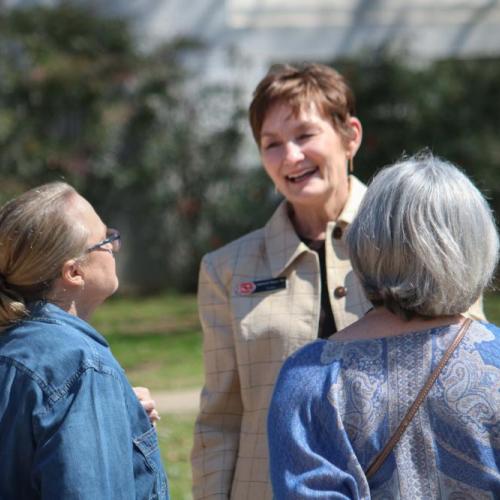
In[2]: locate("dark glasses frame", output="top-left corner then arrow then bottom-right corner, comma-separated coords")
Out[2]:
86,228 -> 121,254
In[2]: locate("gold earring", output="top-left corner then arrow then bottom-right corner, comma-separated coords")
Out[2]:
348,157 -> 354,174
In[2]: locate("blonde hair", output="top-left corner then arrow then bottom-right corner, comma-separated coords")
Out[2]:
0,182 -> 89,330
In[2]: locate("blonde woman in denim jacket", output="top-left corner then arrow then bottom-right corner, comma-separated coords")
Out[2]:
0,182 -> 168,499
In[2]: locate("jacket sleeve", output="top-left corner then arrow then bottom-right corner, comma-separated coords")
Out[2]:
191,254 -> 243,499
33,369 -> 155,500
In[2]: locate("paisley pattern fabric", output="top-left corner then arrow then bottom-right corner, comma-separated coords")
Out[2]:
268,321 -> 500,499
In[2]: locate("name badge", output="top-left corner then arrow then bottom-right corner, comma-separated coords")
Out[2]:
236,277 -> 287,296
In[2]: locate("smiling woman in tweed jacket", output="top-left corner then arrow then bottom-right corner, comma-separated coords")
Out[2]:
190,64 -> 486,500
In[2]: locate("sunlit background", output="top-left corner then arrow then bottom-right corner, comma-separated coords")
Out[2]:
1,1 -> 500,497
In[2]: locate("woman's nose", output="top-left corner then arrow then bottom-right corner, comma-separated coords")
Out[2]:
283,141 -> 305,164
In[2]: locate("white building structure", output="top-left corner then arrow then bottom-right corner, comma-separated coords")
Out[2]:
134,0 -> 500,95
5,0 -> 500,97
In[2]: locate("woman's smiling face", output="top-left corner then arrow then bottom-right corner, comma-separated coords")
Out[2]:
259,101 -> 360,211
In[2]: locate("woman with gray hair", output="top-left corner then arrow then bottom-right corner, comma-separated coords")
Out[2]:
268,153 -> 500,498
0,182 -> 169,499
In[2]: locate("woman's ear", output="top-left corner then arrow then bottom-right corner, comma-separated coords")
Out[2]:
60,259 -> 85,289
347,116 -> 363,158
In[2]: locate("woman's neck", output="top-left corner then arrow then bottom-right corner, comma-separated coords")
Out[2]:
289,188 -> 349,241
334,307 -> 465,341
46,287 -> 93,322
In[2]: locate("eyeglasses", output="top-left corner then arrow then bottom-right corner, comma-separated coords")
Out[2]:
87,228 -> 121,254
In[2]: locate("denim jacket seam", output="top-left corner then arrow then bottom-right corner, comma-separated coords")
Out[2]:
24,315 -> 113,398
0,355 -> 53,394
44,363 -> 120,409
22,315 -> 108,352
29,367 -> 121,430
1,353 -> 119,406
27,316 -> 63,325
133,426 -> 160,458
32,366 -> 125,447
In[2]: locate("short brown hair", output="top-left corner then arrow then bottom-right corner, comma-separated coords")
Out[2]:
249,63 -> 356,146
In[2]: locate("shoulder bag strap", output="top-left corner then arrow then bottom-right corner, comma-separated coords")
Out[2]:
365,318 -> 472,480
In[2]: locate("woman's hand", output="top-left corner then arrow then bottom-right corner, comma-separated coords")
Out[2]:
133,386 -> 161,426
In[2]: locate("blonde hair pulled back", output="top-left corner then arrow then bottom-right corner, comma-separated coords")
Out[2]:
0,182 -> 89,330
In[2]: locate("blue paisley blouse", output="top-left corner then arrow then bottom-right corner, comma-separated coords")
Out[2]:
268,321 -> 500,499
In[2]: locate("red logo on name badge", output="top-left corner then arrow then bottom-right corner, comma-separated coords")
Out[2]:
238,281 -> 256,295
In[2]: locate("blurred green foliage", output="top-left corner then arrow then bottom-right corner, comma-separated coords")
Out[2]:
0,2 -> 276,292
335,52 -> 500,219
1,4 -> 499,293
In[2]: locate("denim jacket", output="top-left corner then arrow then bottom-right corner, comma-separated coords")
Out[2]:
0,302 -> 169,500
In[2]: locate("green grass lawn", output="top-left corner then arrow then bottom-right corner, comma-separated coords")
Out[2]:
157,413 -> 196,500
92,293 -> 203,391
92,293 -> 201,498
93,291 -> 500,392
90,290 -> 500,500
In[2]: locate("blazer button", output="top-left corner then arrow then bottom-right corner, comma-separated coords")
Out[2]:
333,226 -> 343,239
334,286 -> 347,298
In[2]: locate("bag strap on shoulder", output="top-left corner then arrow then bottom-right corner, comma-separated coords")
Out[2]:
365,318 -> 472,479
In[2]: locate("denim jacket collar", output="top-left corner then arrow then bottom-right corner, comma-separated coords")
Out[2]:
27,301 -> 110,348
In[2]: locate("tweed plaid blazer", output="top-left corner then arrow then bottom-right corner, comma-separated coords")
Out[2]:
191,176 -> 373,499
191,175 -> 486,500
